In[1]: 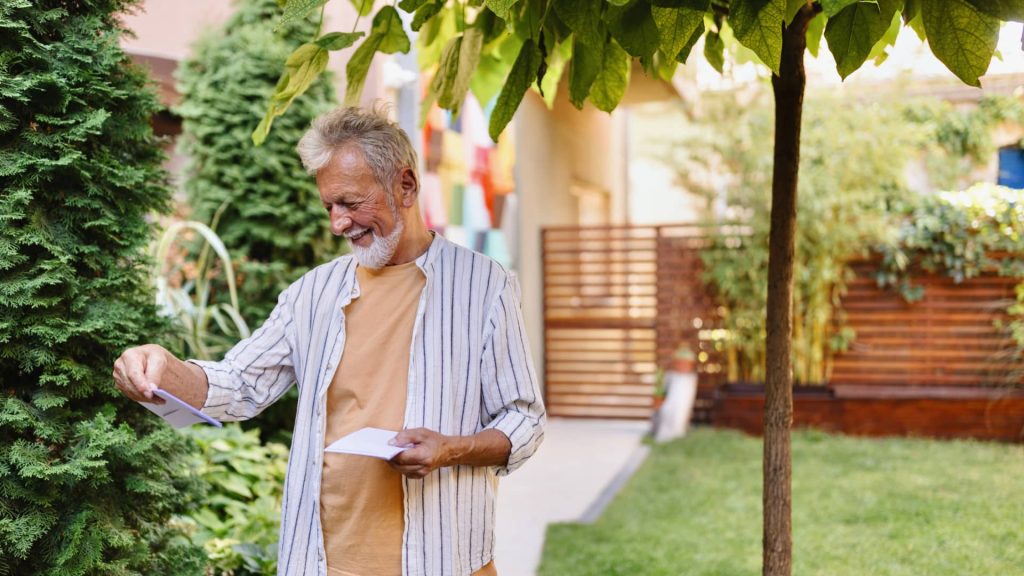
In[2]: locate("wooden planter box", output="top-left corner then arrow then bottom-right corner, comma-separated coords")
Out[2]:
713,383 -> 1024,442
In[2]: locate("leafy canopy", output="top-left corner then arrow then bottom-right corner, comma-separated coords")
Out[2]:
253,0 -> 1023,145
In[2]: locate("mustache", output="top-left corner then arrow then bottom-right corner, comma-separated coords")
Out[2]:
345,227 -> 371,239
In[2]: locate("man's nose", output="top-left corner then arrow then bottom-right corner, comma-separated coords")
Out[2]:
329,206 -> 352,236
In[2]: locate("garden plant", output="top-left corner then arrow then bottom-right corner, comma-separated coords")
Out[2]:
0,0 -> 204,573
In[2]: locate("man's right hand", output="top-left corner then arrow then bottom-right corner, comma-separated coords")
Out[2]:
113,344 -> 171,404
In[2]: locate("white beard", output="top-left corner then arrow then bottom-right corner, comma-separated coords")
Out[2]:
348,216 -> 404,269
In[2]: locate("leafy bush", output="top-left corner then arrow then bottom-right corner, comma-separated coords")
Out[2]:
181,425 -> 287,576
875,183 -> 1024,387
154,219 -> 251,361
876,183 -> 1024,298
0,0 -> 204,572
689,93 -> 920,384
175,0 -> 340,325
684,91 -> 1024,385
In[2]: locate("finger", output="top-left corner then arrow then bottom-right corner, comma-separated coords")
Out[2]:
123,352 -> 153,399
391,428 -> 428,446
388,462 -> 428,479
113,360 -> 141,401
144,350 -> 166,393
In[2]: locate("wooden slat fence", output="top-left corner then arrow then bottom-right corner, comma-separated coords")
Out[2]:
542,224 -> 1024,422
831,259 -> 1024,387
542,225 -> 729,419
542,226 -> 659,419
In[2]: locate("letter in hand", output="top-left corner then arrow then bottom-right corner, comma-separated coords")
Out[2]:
112,344 -> 168,405
387,428 -> 451,479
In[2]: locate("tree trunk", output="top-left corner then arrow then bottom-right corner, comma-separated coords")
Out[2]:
763,5 -> 816,576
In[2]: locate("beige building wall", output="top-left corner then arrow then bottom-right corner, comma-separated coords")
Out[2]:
120,0 -> 391,110
515,90 -> 630,384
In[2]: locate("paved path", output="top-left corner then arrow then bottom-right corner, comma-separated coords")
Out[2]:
493,418 -> 650,576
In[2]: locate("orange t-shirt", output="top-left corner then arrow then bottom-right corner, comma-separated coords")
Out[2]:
321,261 -> 422,576
319,261 -> 498,576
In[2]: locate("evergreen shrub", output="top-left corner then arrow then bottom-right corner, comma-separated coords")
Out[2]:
0,0 -> 204,573
175,0 -> 340,325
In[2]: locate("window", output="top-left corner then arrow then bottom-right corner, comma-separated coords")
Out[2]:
997,146 -> 1024,189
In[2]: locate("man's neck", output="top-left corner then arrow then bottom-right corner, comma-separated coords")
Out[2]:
388,225 -> 434,266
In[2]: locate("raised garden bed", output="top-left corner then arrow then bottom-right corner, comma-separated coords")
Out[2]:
712,383 -> 1024,442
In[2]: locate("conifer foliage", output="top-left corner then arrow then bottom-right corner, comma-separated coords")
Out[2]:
175,0 -> 339,326
0,1 -> 204,573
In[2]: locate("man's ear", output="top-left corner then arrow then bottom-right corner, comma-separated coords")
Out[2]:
398,168 -> 419,208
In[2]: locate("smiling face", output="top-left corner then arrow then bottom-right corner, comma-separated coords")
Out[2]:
316,144 -> 405,269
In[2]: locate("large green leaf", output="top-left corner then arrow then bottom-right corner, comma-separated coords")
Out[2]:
675,19 -> 706,63
704,29 -> 725,73
344,36 -> 381,105
539,39 -> 573,107
314,31 -> 364,50
590,39 -> 631,112
348,0 -> 374,16
806,11 -> 826,56
486,0 -> 521,20
471,35 -> 523,106
431,27 -> 485,115
785,0 -> 807,24
965,0 -> 1024,21
866,10 -> 901,66
819,0 -> 863,17
343,6 -> 411,105
372,6 -> 412,53
253,43 -> 330,145
568,34 -> 603,109
728,0 -> 786,75
824,0 -> 898,79
903,0 -> 927,40
921,0 -> 1000,87
553,0 -> 604,48
489,39 -> 543,140
431,37 -> 465,110
606,1 -> 660,59
411,1 -> 443,31
651,1 -> 708,60
398,0 -> 430,11
276,0 -> 328,31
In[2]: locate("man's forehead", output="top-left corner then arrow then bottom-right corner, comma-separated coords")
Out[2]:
330,144 -> 369,170
317,147 -> 372,191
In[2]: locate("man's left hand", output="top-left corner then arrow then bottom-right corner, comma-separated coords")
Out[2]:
388,428 -> 453,479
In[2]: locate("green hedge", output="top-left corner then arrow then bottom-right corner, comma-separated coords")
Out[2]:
0,0 -> 204,573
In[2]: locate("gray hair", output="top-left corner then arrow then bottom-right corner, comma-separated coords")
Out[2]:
297,105 -> 419,193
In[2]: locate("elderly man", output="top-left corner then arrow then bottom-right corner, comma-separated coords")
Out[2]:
113,107 -> 546,576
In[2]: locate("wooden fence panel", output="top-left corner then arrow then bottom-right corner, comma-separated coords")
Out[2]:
832,260 -> 1023,387
542,225 -> 728,419
542,226 -> 660,419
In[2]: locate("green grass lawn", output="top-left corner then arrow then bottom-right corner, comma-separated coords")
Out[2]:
538,428 -> 1024,576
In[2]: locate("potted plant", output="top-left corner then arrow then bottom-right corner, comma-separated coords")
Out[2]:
654,348 -> 701,442
670,343 -> 697,373
652,368 -> 667,411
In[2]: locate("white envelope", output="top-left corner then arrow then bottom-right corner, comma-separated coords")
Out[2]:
324,427 -> 410,460
140,389 -> 222,429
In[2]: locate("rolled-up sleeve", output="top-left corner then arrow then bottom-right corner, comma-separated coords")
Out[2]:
480,276 -> 546,476
189,286 -> 297,421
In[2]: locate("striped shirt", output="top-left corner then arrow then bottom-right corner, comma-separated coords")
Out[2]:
191,233 -> 546,576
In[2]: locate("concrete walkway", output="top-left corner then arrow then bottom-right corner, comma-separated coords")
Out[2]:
493,418 -> 651,576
